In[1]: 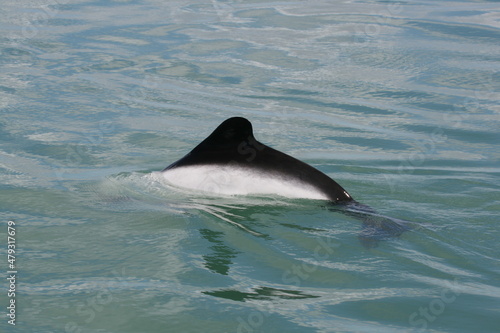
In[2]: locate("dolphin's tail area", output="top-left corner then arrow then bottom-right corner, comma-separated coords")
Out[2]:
331,201 -> 412,248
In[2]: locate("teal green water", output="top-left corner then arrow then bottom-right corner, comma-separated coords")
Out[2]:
1,1 -> 499,332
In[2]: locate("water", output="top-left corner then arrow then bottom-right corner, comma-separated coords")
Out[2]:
1,0 -> 499,332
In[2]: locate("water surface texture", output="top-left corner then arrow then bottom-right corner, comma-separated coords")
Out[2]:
1,1 -> 499,332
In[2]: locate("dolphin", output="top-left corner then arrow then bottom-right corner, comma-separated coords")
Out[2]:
162,117 -> 352,202
162,117 -> 409,246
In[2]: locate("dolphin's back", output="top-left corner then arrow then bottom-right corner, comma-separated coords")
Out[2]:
162,117 -> 352,203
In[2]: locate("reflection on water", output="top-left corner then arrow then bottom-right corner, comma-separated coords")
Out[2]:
201,228 -> 239,275
204,286 -> 320,302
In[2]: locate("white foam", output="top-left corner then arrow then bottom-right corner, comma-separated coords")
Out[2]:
160,165 -> 329,200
